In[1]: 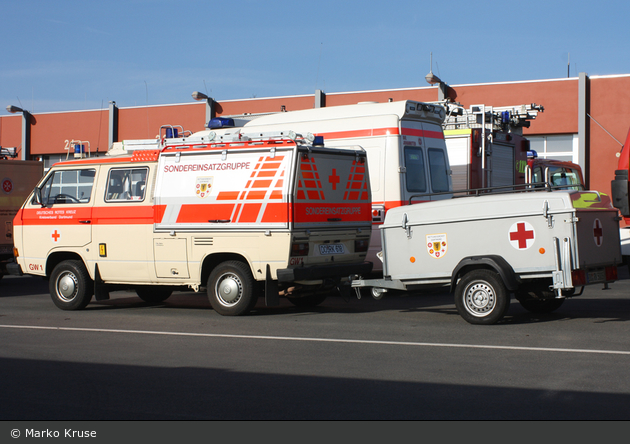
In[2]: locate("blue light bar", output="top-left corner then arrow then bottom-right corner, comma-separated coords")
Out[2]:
207,118 -> 235,129
313,136 -> 324,146
527,150 -> 538,159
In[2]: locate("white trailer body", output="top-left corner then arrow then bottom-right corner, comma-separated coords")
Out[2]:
353,189 -> 621,324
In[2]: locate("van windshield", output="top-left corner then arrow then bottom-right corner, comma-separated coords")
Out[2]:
38,168 -> 96,205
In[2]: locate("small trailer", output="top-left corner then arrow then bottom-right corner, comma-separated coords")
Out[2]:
351,188 -> 622,324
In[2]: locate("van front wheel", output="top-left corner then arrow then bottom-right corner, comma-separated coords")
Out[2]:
207,261 -> 258,316
49,260 -> 93,310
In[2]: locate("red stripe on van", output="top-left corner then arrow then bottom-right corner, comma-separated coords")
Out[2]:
401,127 -> 445,139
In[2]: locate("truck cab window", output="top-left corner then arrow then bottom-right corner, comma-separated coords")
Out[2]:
38,169 -> 96,205
404,146 -> 427,193
106,168 -> 148,202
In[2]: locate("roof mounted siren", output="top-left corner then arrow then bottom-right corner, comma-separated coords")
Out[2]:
207,117 -> 235,129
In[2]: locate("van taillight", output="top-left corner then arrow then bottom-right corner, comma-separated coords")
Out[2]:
291,243 -> 309,257
354,239 -> 369,253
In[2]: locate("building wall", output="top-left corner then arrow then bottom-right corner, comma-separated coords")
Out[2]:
3,74 -> 630,198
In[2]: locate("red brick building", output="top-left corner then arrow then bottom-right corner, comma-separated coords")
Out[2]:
2,73 -> 629,197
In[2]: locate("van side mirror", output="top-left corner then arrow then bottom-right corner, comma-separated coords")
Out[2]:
33,187 -> 44,207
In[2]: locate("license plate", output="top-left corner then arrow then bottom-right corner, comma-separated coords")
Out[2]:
587,269 -> 605,283
319,244 -> 345,255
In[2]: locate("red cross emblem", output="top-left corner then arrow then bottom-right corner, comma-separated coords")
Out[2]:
593,218 -> 603,247
51,230 -> 60,243
329,169 -> 340,190
2,179 -> 12,194
509,221 -> 535,250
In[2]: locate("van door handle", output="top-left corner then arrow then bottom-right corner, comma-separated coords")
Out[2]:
79,220 -> 91,224
208,219 -> 231,223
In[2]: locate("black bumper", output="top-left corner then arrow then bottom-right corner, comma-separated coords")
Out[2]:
276,261 -> 372,283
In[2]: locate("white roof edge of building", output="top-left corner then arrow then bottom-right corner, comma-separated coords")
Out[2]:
7,74 -> 630,117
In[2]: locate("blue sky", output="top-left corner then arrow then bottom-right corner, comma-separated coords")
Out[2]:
2,0 -> 629,113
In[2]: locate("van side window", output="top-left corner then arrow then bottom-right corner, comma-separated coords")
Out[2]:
404,146 -> 427,193
106,167 -> 148,202
38,169 -> 96,205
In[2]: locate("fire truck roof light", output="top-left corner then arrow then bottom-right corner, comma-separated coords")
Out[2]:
527,150 -> 538,159
313,136 -> 324,146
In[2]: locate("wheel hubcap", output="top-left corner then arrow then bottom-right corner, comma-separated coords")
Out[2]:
57,273 -> 78,301
464,282 -> 495,317
216,273 -> 242,306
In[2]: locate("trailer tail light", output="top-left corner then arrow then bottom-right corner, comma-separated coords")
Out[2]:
354,239 -> 369,253
291,243 -> 309,257
571,269 -> 586,287
605,265 -> 618,282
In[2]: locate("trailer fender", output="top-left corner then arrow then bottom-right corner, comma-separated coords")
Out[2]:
451,255 -> 518,293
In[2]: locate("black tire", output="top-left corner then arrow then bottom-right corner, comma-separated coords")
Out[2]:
287,293 -> 328,308
136,286 -> 173,304
516,288 -> 565,313
454,269 -> 510,325
207,261 -> 258,316
49,260 -> 93,310
518,298 -> 564,313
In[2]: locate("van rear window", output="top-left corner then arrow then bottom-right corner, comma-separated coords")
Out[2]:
428,148 -> 449,192
404,146 -> 426,192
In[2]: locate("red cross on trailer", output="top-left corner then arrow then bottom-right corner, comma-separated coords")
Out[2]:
509,221 -> 535,250
593,218 -> 603,246
51,230 -> 60,243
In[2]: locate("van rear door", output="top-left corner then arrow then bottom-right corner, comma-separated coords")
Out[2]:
401,120 -> 452,204
293,146 -> 371,229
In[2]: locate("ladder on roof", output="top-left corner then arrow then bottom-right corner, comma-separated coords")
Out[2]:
441,102 -> 544,134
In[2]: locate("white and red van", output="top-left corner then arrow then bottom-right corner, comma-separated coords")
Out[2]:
10,131 -> 372,315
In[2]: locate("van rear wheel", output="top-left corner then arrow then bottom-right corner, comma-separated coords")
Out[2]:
516,290 -> 565,313
207,261 -> 258,316
49,260 -> 93,311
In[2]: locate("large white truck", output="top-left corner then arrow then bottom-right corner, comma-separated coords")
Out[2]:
9,131 -> 373,315
215,100 -> 453,271
351,188 -> 622,325
0,151 -> 44,278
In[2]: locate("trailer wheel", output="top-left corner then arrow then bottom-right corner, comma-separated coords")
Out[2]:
287,293 -> 328,308
136,286 -> 173,304
455,269 -> 510,325
49,260 -> 93,311
207,261 -> 258,316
